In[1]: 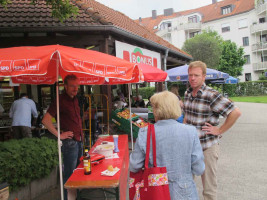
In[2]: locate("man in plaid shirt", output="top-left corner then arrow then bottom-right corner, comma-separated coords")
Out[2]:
183,61 -> 241,200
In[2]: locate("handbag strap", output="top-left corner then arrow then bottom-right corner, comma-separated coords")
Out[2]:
145,124 -> 151,168
144,124 -> 157,190
145,124 -> 157,168
151,124 -> 157,167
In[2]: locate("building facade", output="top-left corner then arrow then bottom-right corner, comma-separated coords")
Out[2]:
139,0 -> 267,82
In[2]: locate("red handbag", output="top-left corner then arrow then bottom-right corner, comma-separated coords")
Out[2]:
129,124 -> 171,200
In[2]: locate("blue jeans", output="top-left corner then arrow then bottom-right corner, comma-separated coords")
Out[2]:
61,139 -> 82,200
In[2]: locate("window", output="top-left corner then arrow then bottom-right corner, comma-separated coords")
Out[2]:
259,17 -> 266,23
238,19 -> 248,29
188,15 -> 199,23
260,34 -> 267,43
261,54 -> 267,62
244,55 -> 250,64
160,21 -> 172,30
163,33 -> 172,43
243,37 -> 249,46
245,73 -> 251,82
221,5 -> 233,15
189,31 -> 200,38
221,23 -> 230,33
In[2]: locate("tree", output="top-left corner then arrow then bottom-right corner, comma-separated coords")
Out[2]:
0,0 -> 78,22
182,29 -> 223,69
218,40 -> 246,77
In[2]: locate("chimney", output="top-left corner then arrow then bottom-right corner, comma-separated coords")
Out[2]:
164,8 -> 174,16
139,17 -> 142,23
212,0 -> 217,3
152,10 -> 157,19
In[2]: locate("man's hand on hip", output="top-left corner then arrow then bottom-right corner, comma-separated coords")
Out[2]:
202,123 -> 221,136
60,131 -> 74,140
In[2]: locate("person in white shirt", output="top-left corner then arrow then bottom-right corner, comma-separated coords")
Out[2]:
9,93 -> 38,139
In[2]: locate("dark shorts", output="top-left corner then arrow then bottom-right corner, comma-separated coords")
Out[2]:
12,126 -> 32,139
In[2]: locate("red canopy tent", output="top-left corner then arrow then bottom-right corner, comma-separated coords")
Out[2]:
0,44 -> 144,200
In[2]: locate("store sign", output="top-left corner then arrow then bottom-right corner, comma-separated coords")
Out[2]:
115,41 -> 161,69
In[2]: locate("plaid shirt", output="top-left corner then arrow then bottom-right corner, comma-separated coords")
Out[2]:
184,84 -> 235,150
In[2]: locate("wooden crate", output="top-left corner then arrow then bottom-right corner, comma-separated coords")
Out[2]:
0,186 -> 9,200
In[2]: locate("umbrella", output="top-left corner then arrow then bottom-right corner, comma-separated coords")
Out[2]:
225,76 -> 238,84
138,63 -> 168,82
209,76 -> 238,84
0,44 -> 144,200
166,64 -> 229,82
0,45 -> 143,84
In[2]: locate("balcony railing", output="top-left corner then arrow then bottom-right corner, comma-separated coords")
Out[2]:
252,61 -> 267,71
156,27 -> 173,37
252,42 -> 267,51
176,22 -> 202,31
250,22 -> 267,34
256,1 -> 267,15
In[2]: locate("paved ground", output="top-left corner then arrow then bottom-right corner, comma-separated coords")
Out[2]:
34,102 -> 267,200
195,102 -> 267,200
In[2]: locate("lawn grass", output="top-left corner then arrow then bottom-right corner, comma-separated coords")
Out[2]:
230,96 -> 267,103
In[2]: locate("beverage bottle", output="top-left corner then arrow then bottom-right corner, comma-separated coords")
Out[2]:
83,149 -> 91,175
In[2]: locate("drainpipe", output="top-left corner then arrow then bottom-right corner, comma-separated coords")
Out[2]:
164,49 -> 169,90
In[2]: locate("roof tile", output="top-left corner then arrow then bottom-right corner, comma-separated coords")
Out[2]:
138,0 -> 254,32
0,0 -> 190,58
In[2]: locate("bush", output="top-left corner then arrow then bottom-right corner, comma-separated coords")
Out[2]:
0,137 -> 58,191
207,80 -> 267,97
133,87 -> 156,99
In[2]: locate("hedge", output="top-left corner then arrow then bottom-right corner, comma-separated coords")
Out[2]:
133,87 -> 156,99
212,80 -> 267,97
137,80 -> 267,98
0,137 -> 58,191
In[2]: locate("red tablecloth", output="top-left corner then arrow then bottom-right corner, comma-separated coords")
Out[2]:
64,134 -> 129,200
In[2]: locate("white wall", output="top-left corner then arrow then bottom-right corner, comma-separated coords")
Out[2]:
155,7 -> 265,82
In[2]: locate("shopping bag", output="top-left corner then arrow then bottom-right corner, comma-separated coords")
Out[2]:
129,124 -> 171,200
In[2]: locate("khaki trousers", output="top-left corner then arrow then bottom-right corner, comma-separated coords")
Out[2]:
202,143 -> 220,200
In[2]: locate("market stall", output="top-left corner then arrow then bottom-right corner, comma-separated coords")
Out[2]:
0,44 -> 143,200
111,63 -> 168,144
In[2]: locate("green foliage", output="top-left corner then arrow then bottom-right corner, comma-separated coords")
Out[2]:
182,29 -> 223,68
259,70 -> 267,80
167,82 -> 187,97
215,80 -> 267,97
0,0 -> 78,22
133,87 -> 156,99
0,138 -> 58,191
218,40 -> 245,77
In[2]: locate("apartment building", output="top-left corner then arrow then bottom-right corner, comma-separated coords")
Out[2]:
138,0 -> 267,82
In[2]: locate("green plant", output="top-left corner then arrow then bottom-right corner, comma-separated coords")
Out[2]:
0,137 -> 58,191
133,87 -> 156,99
209,80 -> 267,97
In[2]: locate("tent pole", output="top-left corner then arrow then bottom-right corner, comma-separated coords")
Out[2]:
128,83 -> 134,150
56,54 -> 64,200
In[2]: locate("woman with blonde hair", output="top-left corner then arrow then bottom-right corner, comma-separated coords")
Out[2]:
130,91 -> 205,200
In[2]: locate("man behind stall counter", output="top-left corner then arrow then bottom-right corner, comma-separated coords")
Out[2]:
42,74 -> 83,200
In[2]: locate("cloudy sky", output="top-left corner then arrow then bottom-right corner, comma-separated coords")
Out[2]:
95,0 -> 221,19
